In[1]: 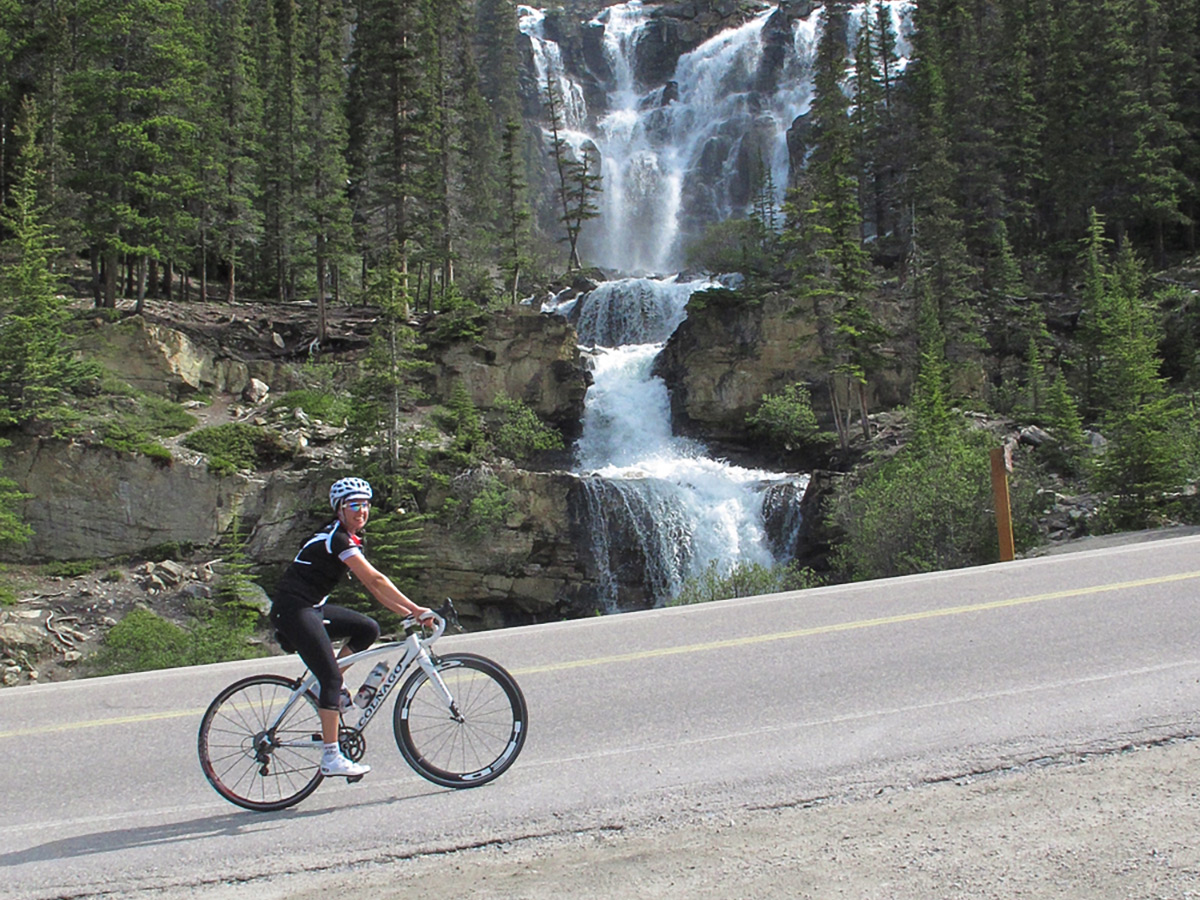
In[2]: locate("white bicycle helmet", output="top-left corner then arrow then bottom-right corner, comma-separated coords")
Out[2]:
329,476 -> 373,510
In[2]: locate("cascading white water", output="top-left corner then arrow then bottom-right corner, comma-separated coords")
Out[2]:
526,3 -> 912,608
547,276 -> 806,610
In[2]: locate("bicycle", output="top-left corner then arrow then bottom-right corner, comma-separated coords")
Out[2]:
197,599 -> 528,811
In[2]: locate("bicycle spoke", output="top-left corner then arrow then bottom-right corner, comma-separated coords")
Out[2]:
198,675 -> 325,811
394,653 -> 527,788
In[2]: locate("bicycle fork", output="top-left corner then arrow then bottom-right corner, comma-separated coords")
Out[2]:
415,648 -> 465,722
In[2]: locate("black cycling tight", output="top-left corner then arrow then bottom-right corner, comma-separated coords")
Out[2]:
270,603 -> 380,710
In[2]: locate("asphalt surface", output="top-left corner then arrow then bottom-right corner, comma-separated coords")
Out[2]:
2,533 -> 1199,899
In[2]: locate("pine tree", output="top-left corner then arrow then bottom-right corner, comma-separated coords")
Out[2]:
787,1 -> 882,448
499,117 -> 532,303
1086,218 -> 1190,526
347,0 -> 433,295
258,0 -> 300,302
543,70 -> 600,271
902,12 -> 978,374
350,244 -> 430,475
206,0 -> 265,303
297,0 -> 354,339
64,0 -> 205,308
0,98 -> 92,425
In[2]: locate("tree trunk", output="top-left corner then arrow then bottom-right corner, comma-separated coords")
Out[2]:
316,232 -> 328,343
134,256 -> 146,315
103,250 -> 118,308
857,380 -> 871,440
200,228 -> 208,302
90,251 -> 102,307
829,378 -> 849,452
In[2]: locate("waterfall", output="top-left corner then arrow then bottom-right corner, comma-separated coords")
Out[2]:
526,3 -> 912,609
548,277 -> 807,611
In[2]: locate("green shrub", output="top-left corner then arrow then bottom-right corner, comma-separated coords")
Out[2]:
92,393 -> 193,463
466,475 -> 513,540
40,559 -> 102,578
91,608 -> 192,674
492,394 -> 563,460
182,423 -> 290,474
137,394 -> 198,435
442,469 -> 513,541
273,388 -> 351,424
141,542 -> 193,562
90,603 -> 266,676
830,429 -> 998,581
747,382 -> 827,452
668,560 -> 821,606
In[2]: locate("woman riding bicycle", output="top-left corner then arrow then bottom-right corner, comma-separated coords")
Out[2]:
269,476 -> 433,778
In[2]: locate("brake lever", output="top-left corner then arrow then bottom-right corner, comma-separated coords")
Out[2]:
437,597 -> 463,633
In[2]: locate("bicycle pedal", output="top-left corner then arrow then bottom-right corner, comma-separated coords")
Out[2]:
346,774 -> 364,784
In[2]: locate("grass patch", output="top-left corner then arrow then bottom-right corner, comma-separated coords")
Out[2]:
40,559 -> 104,578
57,388 -> 197,465
89,603 -> 267,676
182,423 -> 291,475
272,388 -> 351,424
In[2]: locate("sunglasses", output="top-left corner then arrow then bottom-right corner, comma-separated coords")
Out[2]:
344,501 -> 370,512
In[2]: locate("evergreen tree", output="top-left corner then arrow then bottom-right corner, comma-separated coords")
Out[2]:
542,70 -> 600,270
63,0 -> 205,308
347,0 -> 433,294
787,1 -> 883,448
258,0 -> 300,302
349,244 -> 430,479
1089,238 -> 1190,526
499,117 -> 532,303
205,0 -> 265,303
475,0 -> 522,128
297,0 -> 354,339
0,99 -> 93,425
901,13 -> 979,376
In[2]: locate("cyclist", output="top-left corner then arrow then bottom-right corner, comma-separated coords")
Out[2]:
269,476 -> 433,778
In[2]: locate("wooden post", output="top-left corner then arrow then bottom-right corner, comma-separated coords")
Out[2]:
990,446 -> 1015,562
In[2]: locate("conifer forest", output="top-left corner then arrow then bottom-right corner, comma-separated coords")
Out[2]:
3,0 -> 1200,590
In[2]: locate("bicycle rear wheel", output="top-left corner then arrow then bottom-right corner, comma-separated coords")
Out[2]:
393,652 -> 527,788
198,674 -> 324,811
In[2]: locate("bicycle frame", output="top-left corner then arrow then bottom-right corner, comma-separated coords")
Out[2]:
269,613 -> 455,747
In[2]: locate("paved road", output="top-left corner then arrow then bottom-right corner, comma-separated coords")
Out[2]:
3,536 -> 1199,899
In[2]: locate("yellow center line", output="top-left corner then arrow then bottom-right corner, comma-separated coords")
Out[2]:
3,570 -> 1197,740
511,569 -> 1200,676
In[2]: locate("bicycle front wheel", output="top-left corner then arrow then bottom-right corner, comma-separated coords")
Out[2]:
393,652 -> 528,788
198,674 -> 324,811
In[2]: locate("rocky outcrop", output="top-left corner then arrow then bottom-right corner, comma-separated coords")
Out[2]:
412,466 -> 605,628
652,287 -> 908,451
422,305 -> 590,440
652,288 -> 819,446
0,434 -> 318,562
75,315 -> 295,399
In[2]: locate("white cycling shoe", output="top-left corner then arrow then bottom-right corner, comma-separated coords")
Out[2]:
320,753 -> 371,778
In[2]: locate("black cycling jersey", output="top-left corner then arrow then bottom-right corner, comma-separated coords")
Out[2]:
273,520 -> 364,608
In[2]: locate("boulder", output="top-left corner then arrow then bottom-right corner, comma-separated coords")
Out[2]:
76,315 -> 291,399
652,287 -> 909,450
413,467 -> 598,627
422,305 -> 590,440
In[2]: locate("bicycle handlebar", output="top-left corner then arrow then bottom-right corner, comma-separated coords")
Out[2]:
401,598 -> 461,641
